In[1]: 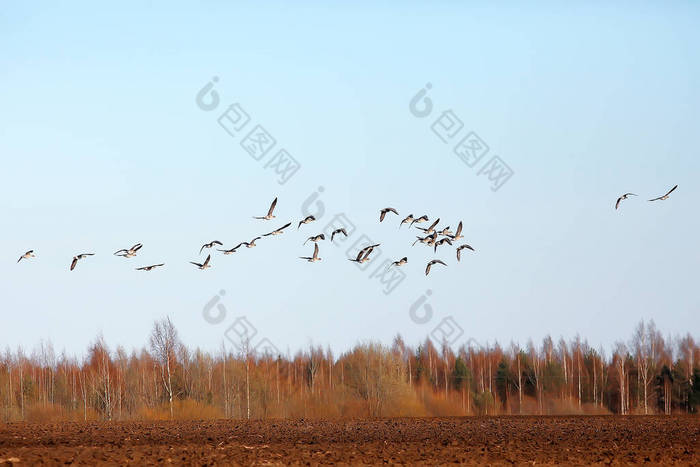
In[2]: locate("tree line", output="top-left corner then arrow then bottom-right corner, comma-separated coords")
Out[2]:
1,318 -> 697,421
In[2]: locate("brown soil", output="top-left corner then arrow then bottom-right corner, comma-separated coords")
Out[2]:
0,416 -> 697,465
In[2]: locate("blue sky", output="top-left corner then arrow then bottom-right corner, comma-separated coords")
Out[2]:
1,1 -> 698,357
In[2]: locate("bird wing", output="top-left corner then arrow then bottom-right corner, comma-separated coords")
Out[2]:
457,249 -> 461,261
615,197 -> 622,209
425,263 -> 432,275
213,241 -> 222,246
136,266 -> 146,270
114,249 -> 127,255
380,210 -> 386,222
268,197 -> 278,216
428,218 -> 440,231
313,243 -> 319,259
664,185 -> 678,197
132,243 -> 143,251
354,249 -> 365,261
199,245 -> 206,254
456,221 -> 462,236
203,254 -> 211,267
190,261 -> 202,267
70,257 -> 78,271
280,222 -> 291,231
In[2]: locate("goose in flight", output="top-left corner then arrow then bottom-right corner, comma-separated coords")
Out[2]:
425,259 -> 447,276
253,197 -> 278,220
391,257 -> 408,267
330,228 -> 348,242
242,237 -> 261,248
200,241 -> 223,254
379,207 -> 399,222
264,222 -> 292,236
136,263 -> 164,271
437,226 -> 453,237
114,243 -> 143,258
416,218 -> 440,235
70,253 -> 94,271
349,244 -> 379,263
456,244 -> 475,261
299,243 -> 322,263
615,193 -> 637,210
648,185 -> 678,202
190,254 -> 212,270
399,214 -> 414,229
412,233 -> 435,246
450,221 -> 464,241
410,215 -> 429,228
304,234 -> 325,245
297,215 -> 316,229
17,250 -> 35,263
217,243 -> 245,254
433,237 -> 453,253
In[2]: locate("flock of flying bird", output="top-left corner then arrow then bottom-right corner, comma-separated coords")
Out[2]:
15,197 -> 476,276
15,185 -> 678,275
615,184 -> 679,210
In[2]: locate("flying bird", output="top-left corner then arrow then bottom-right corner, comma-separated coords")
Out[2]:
648,185 -> 678,202
114,243 -> 143,258
70,253 -> 94,271
410,215 -> 429,228
349,244 -> 379,263
391,257 -> 408,267
244,237 -> 261,248
217,243 -> 245,254
200,241 -> 223,254
450,221 -> 464,241
399,214 -> 414,229
304,234 -> 325,245
456,244 -> 475,261
264,222 -> 292,236
615,193 -> 637,210
297,216 -> 316,229
425,259 -> 447,276
253,197 -> 278,220
136,264 -> 164,271
379,207 -> 399,222
412,234 -> 433,246
417,218 -> 440,235
190,254 -> 212,270
299,243 -> 322,263
330,228 -> 348,242
434,237 -> 453,253
17,250 -> 35,263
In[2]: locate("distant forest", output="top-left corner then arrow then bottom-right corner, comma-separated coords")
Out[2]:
1,319 -> 698,421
